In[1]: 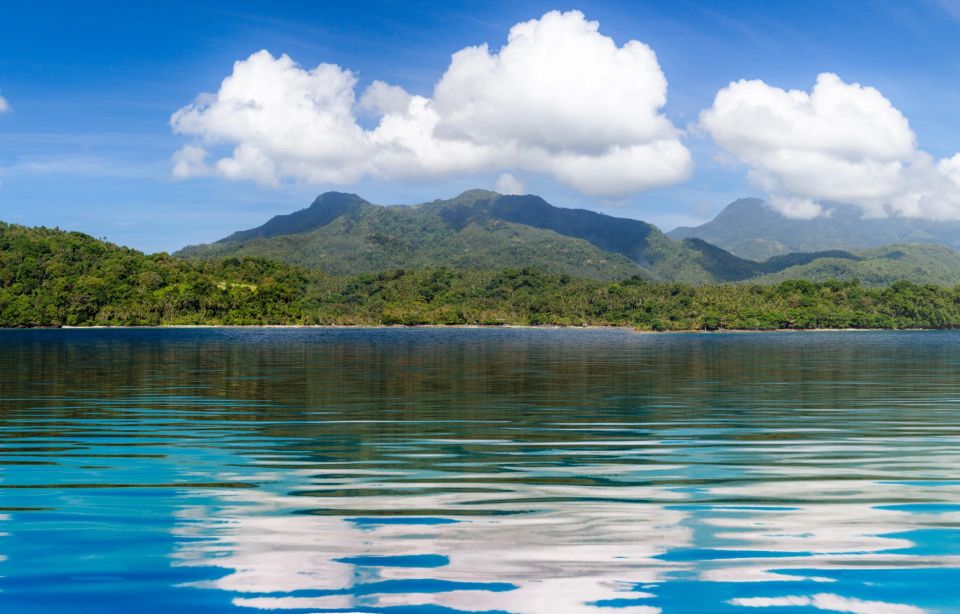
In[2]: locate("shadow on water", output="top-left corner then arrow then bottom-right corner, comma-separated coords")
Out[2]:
1,328 -> 960,612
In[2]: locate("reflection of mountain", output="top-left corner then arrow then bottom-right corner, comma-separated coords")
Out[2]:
4,329 -> 960,612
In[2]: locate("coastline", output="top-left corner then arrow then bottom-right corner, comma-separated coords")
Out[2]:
42,324 -> 928,333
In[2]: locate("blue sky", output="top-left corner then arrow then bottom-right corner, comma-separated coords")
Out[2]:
2,0 -> 960,252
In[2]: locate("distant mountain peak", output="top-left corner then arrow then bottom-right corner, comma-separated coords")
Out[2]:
219,191 -> 371,244
716,197 -> 769,215
310,191 -> 370,206
456,188 -> 499,199
668,196 -> 960,260
443,189 -> 501,206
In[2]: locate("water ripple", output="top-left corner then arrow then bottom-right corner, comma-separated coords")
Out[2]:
1,328 -> 959,612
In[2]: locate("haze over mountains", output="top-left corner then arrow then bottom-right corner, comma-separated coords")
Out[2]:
670,198 -> 960,261
176,190 -> 960,286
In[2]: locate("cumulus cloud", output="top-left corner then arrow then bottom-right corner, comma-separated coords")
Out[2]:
171,52 -> 370,185
495,173 -> 525,195
171,144 -> 210,179
0,95 -> 10,113
359,80 -> 412,116
700,72 -> 960,220
170,10 -> 691,196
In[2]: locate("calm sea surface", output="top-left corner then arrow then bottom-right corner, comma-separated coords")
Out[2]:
1,328 -> 959,613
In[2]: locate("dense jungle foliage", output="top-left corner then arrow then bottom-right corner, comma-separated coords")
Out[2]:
4,222 -> 960,330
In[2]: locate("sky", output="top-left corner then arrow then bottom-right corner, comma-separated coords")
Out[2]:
2,0 -> 960,253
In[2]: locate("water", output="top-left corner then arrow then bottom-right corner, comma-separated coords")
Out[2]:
1,328 -> 959,613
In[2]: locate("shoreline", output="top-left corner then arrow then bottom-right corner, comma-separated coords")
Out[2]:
32,324 -> 935,333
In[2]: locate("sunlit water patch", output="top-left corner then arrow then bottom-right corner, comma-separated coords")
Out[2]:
1,328 -> 959,612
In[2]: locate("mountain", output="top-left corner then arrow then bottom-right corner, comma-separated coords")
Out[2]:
220,191 -> 370,243
179,191 -> 644,281
669,198 -> 960,261
176,190 -> 960,286
177,190 -> 781,283
751,244 -> 960,286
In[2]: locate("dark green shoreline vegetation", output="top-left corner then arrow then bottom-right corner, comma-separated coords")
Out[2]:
4,222 -> 960,330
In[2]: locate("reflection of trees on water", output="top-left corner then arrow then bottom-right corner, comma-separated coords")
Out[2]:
3,329 -> 960,612
6,329 -> 960,434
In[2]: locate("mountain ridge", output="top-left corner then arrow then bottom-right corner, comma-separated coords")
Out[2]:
669,198 -> 960,260
176,190 -> 960,286
219,192 -> 373,243
178,190 -> 777,283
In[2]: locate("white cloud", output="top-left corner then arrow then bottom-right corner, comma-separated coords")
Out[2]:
171,51 -> 370,185
700,72 -> 960,220
432,11 -> 676,153
359,80 -> 412,116
170,10 -> 691,197
495,173 -> 525,195
171,144 -> 210,179
0,95 -> 10,113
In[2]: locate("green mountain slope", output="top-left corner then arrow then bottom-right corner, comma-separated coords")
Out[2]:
179,192 -> 645,280
178,190 -> 774,283
177,190 -> 960,286
222,191 -> 370,242
752,244 -> 960,286
669,198 -> 960,260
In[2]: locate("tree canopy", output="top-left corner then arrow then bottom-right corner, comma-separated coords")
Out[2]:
4,222 -> 960,330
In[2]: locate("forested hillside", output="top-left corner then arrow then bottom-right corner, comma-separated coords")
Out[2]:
177,191 -> 648,280
6,222 -> 960,330
0,222 -> 311,326
179,190 -> 960,286
752,244 -> 960,286
177,190 -> 772,283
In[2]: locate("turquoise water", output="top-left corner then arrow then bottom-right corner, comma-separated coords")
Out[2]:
1,328 -> 959,613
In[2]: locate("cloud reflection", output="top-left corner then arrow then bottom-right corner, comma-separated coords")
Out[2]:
165,463 -> 960,613
171,465 -> 690,612
729,593 -> 927,614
